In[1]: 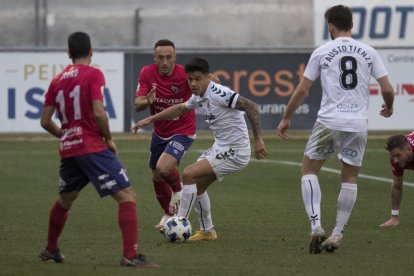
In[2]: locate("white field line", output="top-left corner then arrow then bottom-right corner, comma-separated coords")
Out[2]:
251,159 -> 414,188
0,148 -> 385,154
3,147 -> 413,188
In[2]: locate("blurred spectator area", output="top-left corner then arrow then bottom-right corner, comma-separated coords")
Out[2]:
0,0 -> 313,48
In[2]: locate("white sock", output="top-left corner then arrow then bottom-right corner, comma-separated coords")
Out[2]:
333,183 -> 357,237
194,192 -> 214,231
177,184 -> 197,218
301,174 -> 322,232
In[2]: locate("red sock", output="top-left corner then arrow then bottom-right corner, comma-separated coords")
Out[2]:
153,180 -> 173,215
163,168 -> 182,193
47,201 -> 68,252
118,202 -> 138,259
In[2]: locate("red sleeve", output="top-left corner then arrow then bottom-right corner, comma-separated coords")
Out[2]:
135,66 -> 151,97
90,69 -> 105,101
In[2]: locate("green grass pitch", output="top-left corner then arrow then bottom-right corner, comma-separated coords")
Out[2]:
1,132 -> 414,276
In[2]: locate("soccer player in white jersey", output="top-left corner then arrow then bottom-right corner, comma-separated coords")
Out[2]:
277,5 -> 394,254
132,57 -> 268,241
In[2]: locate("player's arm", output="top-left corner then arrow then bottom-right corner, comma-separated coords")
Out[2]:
131,103 -> 190,133
40,105 -> 62,138
134,96 -> 150,112
377,75 -> 394,118
93,99 -> 117,155
134,86 -> 156,112
391,175 -> 404,214
235,96 -> 268,160
277,77 -> 313,139
379,174 -> 403,228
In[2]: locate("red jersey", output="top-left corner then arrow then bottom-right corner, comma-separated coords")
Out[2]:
136,63 -> 196,139
390,132 -> 414,176
44,64 -> 108,159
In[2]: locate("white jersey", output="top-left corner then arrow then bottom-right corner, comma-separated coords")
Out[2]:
304,37 -> 388,132
185,81 -> 250,150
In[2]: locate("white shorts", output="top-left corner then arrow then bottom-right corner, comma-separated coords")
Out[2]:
304,121 -> 367,167
198,145 -> 250,181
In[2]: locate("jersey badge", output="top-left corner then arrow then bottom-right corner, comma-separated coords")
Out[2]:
170,85 -> 180,93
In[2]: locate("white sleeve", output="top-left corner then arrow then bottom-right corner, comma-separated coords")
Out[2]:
185,95 -> 197,109
371,50 -> 388,80
303,48 -> 322,81
227,92 -> 239,109
211,83 -> 239,109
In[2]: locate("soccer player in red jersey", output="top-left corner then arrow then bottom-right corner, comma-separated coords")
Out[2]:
39,32 -> 158,268
134,39 -> 196,229
132,57 -> 268,241
380,133 -> 414,228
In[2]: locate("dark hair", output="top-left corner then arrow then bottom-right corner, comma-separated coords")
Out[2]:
324,5 -> 353,32
154,39 -> 175,50
385,134 -> 408,151
185,57 -> 209,74
68,32 -> 91,59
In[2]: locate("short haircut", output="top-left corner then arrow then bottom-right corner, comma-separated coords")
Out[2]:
154,39 -> 175,50
68,32 -> 91,59
324,5 -> 353,32
185,57 -> 209,74
385,134 -> 409,151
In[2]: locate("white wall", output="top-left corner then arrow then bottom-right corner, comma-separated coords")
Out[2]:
0,0 -> 313,48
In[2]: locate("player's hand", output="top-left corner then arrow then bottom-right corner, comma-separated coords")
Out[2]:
380,103 -> 393,118
254,136 -> 269,160
379,216 -> 399,228
105,139 -> 118,156
147,86 -> 157,105
277,119 -> 290,139
130,117 -> 152,134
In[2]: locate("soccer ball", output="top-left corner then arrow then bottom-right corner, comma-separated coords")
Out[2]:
163,216 -> 192,243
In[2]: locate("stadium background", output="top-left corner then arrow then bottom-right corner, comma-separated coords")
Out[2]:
2,1 -> 414,275
0,0 -> 413,132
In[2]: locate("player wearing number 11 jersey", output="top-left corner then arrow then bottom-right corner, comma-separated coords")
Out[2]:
277,5 -> 394,254
39,32 -> 158,267
44,55 -> 107,159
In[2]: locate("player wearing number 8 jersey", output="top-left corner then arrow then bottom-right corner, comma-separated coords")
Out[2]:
305,27 -> 388,132
277,5 -> 394,254
39,32 -> 158,267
